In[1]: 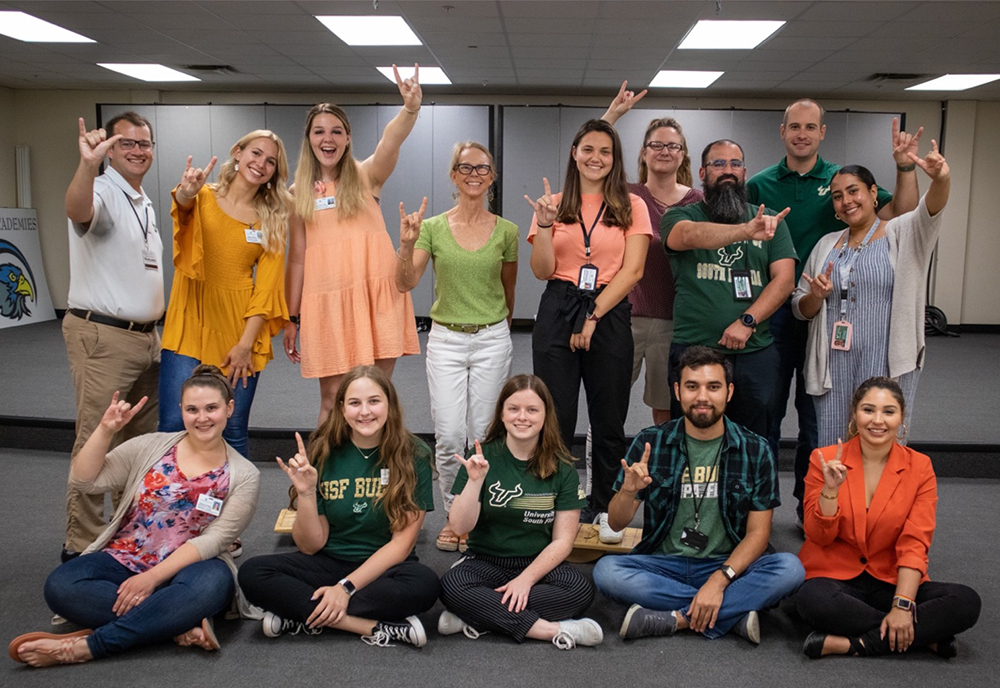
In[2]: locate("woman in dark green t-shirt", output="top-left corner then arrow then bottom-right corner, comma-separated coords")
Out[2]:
438,374 -> 603,650
239,366 -> 439,648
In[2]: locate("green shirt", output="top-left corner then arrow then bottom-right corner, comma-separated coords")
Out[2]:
317,439 -> 434,561
747,156 -> 893,281
451,439 -> 586,558
414,212 -> 518,325
663,201 -> 798,352
660,435 -> 735,558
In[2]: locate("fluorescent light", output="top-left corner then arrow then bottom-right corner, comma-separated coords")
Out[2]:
377,65 -> 451,85
316,15 -> 421,46
678,20 -> 785,50
98,64 -> 200,82
906,74 -> 1000,91
0,11 -> 94,42
649,70 -> 724,89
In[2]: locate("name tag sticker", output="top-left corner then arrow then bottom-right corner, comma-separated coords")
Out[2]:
380,468 -> 390,486
244,228 -> 263,244
314,196 -> 337,211
196,493 -> 223,516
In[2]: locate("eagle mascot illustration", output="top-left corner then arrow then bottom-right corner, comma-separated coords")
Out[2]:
0,239 -> 36,320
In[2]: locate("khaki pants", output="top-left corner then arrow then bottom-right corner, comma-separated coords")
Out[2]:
62,313 -> 160,552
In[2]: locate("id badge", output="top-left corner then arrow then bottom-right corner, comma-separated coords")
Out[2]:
141,245 -> 159,271
731,269 -> 753,301
578,263 -> 598,291
831,320 -> 853,351
314,196 -> 337,212
380,468 -> 390,486
195,493 -> 223,516
245,228 -> 263,244
680,526 -> 709,551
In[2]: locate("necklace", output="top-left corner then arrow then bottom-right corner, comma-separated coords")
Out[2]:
353,442 -> 379,460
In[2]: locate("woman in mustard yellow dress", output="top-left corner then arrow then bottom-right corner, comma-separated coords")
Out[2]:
158,129 -> 293,458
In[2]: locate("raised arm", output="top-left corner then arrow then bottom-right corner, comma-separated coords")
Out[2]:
395,197 -> 430,292
526,178 -> 559,280
447,442 -> 489,535
173,155 -> 217,210
601,80 -> 647,126
71,392 -> 148,484
667,205 -> 789,252
278,432 -> 330,554
66,117 -> 122,226
910,140 -> 950,216
879,118 -> 922,220
360,64 -> 422,196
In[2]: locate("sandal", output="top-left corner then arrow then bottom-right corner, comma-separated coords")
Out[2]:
458,535 -> 469,553
436,526 -> 460,552
174,618 -> 220,651
9,629 -> 92,667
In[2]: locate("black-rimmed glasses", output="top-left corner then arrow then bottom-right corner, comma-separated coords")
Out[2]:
453,163 -> 492,176
117,138 -> 155,151
706,159 -> 745,169
645,141 -> 684,153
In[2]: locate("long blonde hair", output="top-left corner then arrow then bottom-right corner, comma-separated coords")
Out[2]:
638,118 -> 693,187
306,366 -> 425,532
292,103 -> 367,221
211,129 -> 291,253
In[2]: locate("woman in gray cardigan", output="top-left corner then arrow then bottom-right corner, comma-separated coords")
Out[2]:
9,366 -> 260,667
792,141 -> 950,447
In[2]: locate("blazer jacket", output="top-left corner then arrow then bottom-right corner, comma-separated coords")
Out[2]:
798,437 -> 936,584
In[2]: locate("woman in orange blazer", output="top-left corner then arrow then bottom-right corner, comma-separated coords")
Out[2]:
795,377 -> 979,659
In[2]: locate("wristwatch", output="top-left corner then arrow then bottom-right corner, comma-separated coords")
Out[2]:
740,313 -> 757,329
719,564 -> 737,582
892,595 -> 914,613
338,578 -> 357,597
586,309 -> 601,324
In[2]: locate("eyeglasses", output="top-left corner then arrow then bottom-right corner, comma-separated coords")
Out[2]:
706,159 -> 745,170
645,141 -> 684,153
117,138 -> 155,151
453,163 -> 493,176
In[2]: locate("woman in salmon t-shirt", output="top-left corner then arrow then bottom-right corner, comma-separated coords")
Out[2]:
525,119 -> 652,540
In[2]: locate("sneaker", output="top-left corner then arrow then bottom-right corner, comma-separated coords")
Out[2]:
362,616 -> 427,648
620,604 -> 677,640
733,610 -> 760,645
597,512 -> 624,544
551,618 -> 603,650
228,538 -> 243,559
262,611 -> 322,638
437,611 -> 486,639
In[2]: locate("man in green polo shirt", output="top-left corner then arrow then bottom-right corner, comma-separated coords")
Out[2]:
746,99 -> 921,523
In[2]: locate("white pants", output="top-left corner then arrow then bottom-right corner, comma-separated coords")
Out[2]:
426,320 -> 513,512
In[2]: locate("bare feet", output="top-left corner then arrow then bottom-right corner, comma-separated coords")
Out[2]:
173,618 -> 220,651
9,630 -> 93,667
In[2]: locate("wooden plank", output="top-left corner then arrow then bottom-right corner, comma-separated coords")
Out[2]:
274,508 -> 297,533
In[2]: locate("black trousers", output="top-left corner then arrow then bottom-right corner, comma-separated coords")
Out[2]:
238,551 -> 441,623
668,341 -> 779,439
439,553 -> 596,642
532,280 -> 633,512
794,573 -> 981,654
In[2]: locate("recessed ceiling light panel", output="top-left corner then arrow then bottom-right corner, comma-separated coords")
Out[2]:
906,74 -> 1000,91
377,65 -> 451,85
0,11 -> 95,42
98,63 -> 200,82
678,20 -> 785,50
649,70 -> 724,89
316,15 -> 421,46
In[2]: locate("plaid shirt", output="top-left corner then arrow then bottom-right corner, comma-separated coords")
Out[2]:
613,417 -> 780,555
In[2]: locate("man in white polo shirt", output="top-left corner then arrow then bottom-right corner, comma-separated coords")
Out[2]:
61,112 -> 164,559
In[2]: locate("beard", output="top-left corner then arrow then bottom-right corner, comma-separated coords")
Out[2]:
703,177 -> 749,225
684,403 -> 725,429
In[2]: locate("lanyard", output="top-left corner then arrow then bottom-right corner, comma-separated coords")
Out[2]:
111,182 -> 150,246
578,202 -> 607,260
686,437 -> 723,530
836,218 -> 879,319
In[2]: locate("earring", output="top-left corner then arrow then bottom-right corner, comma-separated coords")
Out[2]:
835,213 -> 842,221
873,198 -> 879,208
235,162 -> 239,172
848,419 -> 858,437
266,181 -> 272,190
898,423 -> 909,445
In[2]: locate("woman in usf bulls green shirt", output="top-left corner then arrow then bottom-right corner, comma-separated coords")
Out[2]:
238,365 -> 439,648
438,374 -> 603,650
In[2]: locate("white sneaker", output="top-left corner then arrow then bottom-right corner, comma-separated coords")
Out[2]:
262,611 -> 322,638
437,610 -> 486,639
551,618 -> 604,649
597,512 -> 624,544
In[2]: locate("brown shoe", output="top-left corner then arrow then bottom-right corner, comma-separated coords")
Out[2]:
436,526 -> 460,552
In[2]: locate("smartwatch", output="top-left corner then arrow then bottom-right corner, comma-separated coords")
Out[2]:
586,310 -> 601,324
740,313 -> 757,329
338,578 -> 357,597
719,564 -> 737,582
892,595 -> 914,613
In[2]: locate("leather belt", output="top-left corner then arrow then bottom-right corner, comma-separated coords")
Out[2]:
69,308 -> 158,333
438,319 -> 504,334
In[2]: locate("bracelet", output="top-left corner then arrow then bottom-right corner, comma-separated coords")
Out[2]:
896,163 -> 917,172
297,489 -> 316,497
404,107 -> 420,115
289,315 -> 300,326
820,490 -> 839,500
536,223 -> 553,229
396,247 -> 411,262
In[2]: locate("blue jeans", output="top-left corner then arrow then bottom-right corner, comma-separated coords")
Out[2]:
593,552 -> 804,639
766,303 -> 818,518
157,349 -> 258,457
44,552 -> 234,659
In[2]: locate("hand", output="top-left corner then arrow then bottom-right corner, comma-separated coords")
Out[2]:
496,573 -> 534,613
802,261 -> 834,301
718,319 -> 753,350
77,117 -> 121,169
909,139 -> 950,182
221,342 -> 254,388
743,204 -> 789,242
604,80 -> 647,122
456,440 -> 490,483
307,584 -> 350,628
524,177 -> 558,228
177,155 -> 217,201
113,571 -> 157,616
880,606 -> 915,652
569,317 -> 596,352
276,432 -> 318,495
891,117 -> 924,166
282,321 -> 300,363
620,442 -> 653,494
99,391 -> 148,433
687,574 -> 726,633
394,64 -> 422,113
818,439 -> 847,491
399,196 -> 428,249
